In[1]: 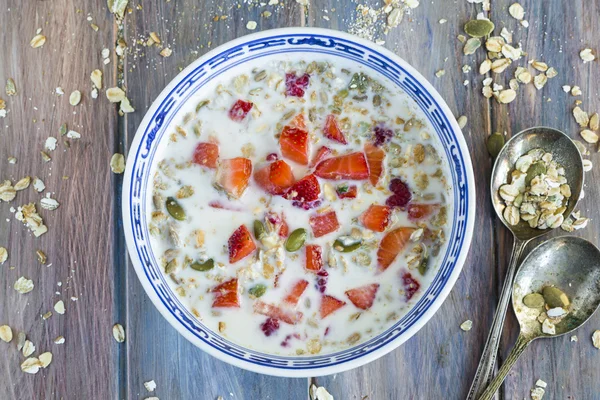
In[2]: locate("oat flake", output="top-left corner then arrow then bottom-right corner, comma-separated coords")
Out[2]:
23,340 -> 35,357
110,153 -> 126,174
593,330 -> 600,349
67,130 -> 81,139
246,21 -> 257,30
460,320 -> 473,331
38,352 -> 52,368
14,277 -> 34,294
0,325 -> 12,342
21,357 -> 42,374
144,380 -> 157,392
509,3 -> 525,20
90,69 -> 103,89
54,300 -> 65,314
0,247 -> 8,264
580,48 -> 595,62
113,323 -> 126,343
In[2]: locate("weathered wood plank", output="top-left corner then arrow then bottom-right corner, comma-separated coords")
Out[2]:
0,1 -> 119,398
121,1 -> 309,398
308,1 -> 497,399
491,1 -> 600,399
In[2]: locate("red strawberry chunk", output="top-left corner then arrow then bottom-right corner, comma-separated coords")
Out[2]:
310,146 -> 332,167
283,279 -> 309,306
345,283 -> 380,310
215,157 -> 253,199
320,295 -> 346,318
228,99 -> 253,122
386,178 -> 412,208
359,204 -> 392,232
314,152 -> 369,180
254,160 -> 295,195
323,114 -> 347,144
309,211 -> 340,238
305,244 -> 324,272
336,184 -> 357,199
364,143 -> 385,186
402,272 -> 421,301
407,203 -> 439,220
377,227 -> 416,271
289,113 -> 306,129
228,225 -> 257,264
284,174 -> 320,203
285,72 -> 310,97
280,126 -> 310,165
192,142 -> 219,168
254,301 -> 303,324
211,278 -> 240,308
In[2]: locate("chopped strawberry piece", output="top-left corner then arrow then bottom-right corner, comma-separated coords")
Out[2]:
207,200 -> 245,212
228,99 -> 253,122
323,114 -> 347,144
284,174 -> 321,203
254,160 -> 295,195
215,158 -> 253,199
280,126 -> 309,165
285,72 -> 310,97
314,152 -> 369,180
309,211 -> 340,238
407,203 -> 439,220
305,244 -> 324,272
386,178 -> 412,208
289,113 -> 306,129
402,272 -> 421,301
359,205 -> 392,232
192,142 -> 219,168
254,301 -> 303,324
336,184 -> 357,199
279,216 -> 289,238
320,295 -> 346,318
228,225 -> 257,263
345,283 -> 380,310
260,317 -> 280,336
377,227 -> 416,271
283,279 -> 309,306
211,278 -> 240,308
310,146 -> 332,167
364,143 -> 385,186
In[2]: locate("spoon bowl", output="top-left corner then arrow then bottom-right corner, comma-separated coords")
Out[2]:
490,127 -> 584,241
513,236 -> 600,338
478,236 -> 600,400
467,127 -> 585,399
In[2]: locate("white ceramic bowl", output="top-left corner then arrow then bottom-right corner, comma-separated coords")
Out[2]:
122,27 -> 476,377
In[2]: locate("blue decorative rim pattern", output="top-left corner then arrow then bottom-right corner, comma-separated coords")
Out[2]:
122,28 -> 475,377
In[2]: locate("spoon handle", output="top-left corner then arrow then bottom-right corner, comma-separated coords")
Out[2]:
478,335 -> 531,400
466,238 -> 528,400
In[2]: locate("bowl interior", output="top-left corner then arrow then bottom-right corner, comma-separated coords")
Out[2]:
122,28 -> 475,377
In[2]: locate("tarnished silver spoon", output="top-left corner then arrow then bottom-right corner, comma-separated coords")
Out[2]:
478,236 -> 600,400
467,127 -> 584,400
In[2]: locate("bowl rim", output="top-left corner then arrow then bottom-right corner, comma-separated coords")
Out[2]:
122,27 -> 476,377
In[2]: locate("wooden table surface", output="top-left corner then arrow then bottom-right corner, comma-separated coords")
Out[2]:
1,0 -> 599,399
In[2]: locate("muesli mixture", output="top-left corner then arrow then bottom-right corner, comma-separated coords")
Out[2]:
148,58 -> 452,355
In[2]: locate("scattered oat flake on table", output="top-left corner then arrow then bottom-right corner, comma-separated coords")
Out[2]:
246,21 -> 257,30
571,86 -> 582,96
0,181 -> 16,202
508,3 -> 525,20
54,300 -> 65,315
535,379 -> 547,388
460,320 -> 473,331
21,357 -> 42,374
54,336 -> 65,344
106,87 -> 125,103
40,196 -> 60,211
593,330 -> 600,349
14,277 -> 34,294
160,47 -> 172,57
497,89 -> 516,104
113,323 -> 125,343
32,177 -> 45,192
110,153 -> 126,174
91,69 -> 103,89
570,335 -> 578,342
580,48 -> 595,62
310,384 -> 334,400
38,352 -> 52,368
15,203 -> 48,237
30,34 -> 46,48
457,115 -> 467,129
531,387 -> 545,400
6,78 -> 17,96
45,137 -> 58,151
67,130 -> 81,139
107,0 -> 129,18
69,90 -> 82,106
120,97 -> 135,113
0,325 -> 13,342
580,129 -> 599,144
144,380 -> 157,392
0,247 -> 8,264
23,340 -> 35,357
435,69 -> 445,78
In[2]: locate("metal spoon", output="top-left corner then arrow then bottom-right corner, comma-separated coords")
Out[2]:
478,236 -> 600,400
467,127 -> 584,400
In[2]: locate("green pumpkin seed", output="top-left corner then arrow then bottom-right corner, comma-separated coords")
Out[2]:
525,161 -> 547,186
248,284 -> 267,298
285,228 -> 307,252
253,220 -> 267,240
338,89 -> 349,99
190,258 -> 214,272
166,197 -> 186,221
486,132 -> 505,158
372,94 -> 382,107
59,123 -> 68,136
523,293 -> 545,308
348,73 -> 369,93
542,286 -> 570,308
464,19 -> 495,38
418,256 -> 429,276
165,258 -> 178,274
463,37 -> 481,55
333,238 -> 362,253
195,99 -> 210,113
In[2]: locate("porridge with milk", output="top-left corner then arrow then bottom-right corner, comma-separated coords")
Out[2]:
148,58 -> 452,356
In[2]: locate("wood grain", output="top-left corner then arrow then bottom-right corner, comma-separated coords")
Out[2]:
1,0 -> 599,399
0,0 -> 119,398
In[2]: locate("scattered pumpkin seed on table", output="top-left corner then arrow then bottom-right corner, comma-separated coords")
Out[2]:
464,19 -> 495,38
486,132 -> 505,157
